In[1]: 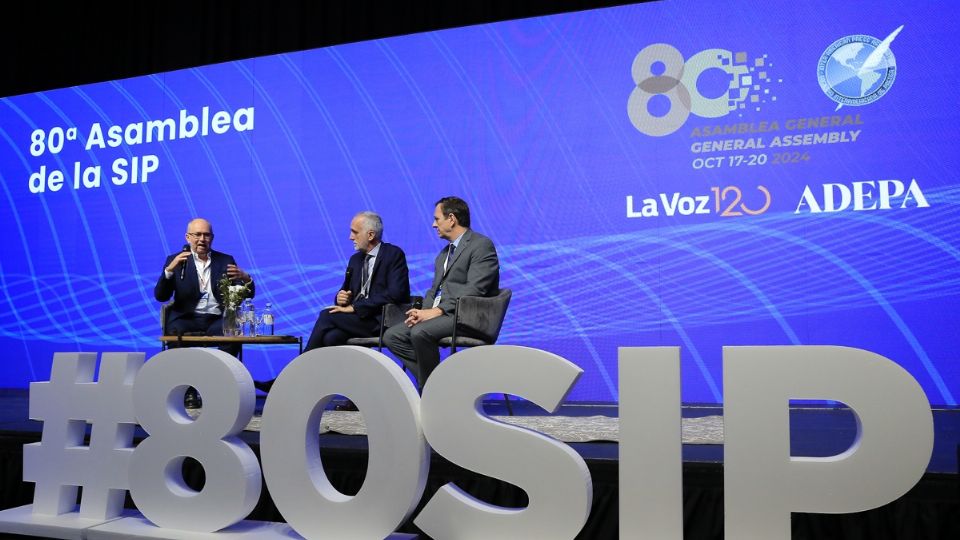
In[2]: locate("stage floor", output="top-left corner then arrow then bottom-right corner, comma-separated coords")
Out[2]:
0,389 -> 957,472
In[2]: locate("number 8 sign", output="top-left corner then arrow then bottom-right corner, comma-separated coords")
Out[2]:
628,43 -> 751,136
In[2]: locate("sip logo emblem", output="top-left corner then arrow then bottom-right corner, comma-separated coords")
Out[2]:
818,26 -> 902,111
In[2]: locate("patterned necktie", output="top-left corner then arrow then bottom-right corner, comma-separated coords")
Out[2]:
358,254 -> 372,300
434,244 -> 455,308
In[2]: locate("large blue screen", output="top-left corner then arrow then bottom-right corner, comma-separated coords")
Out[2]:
2,0 -> 958,404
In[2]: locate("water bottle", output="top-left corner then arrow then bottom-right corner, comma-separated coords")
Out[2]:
245,299 -> 256,336
239,302 -> 247,336
262,303 -> 275,336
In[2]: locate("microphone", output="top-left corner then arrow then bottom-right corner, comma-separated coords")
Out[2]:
179,243 -> 191,279
341,266 -> 354,291
412,296 -> 423,310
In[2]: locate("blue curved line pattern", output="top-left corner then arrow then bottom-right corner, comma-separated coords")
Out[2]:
425,33 -> 550,231
33,93 -> 149,340
325,48 -> 429,221
0,228 -> 38,379
0,273 -> 158,344
199,65 -> 320,299
507,234 -> 795,402
276,55 -> 357,264
541,242 -> 724,401
233,59 -> 348,256
646,234 -> 802,360
117,78 -> 199,219
192,64 -> 327,370
540,18 -> 653,191
274,55 -> 376,219
482,26 -> 609,232
832,210 -> 960,264
704,220 -> 956,405
501,252 -> 619,400
2,99 -> 133,343
375,42 -> 477,210
0,132 -> 79,350
185,67 -> 262,267
63,88 -> 164,326
72,85 -> 167,259
154,70 -> 260,274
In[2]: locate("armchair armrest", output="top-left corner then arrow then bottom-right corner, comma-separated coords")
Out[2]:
376,302 -> 414,349
382,302 -> 412,328
160,302 -> 173,336
453,289 -> 512,344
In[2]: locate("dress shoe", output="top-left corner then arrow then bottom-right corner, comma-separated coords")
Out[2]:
334,399 -> 358,411
184,388 -> 202,409
254,379 -> 275,393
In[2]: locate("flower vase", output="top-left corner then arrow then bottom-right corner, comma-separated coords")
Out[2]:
222,307 -> 239,336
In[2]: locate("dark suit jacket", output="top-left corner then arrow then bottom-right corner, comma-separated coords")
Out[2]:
154,249 -> 255,326
341,242 -> 410,321
423,229 -> 499,315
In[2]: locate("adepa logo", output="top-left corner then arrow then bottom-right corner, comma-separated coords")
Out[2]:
627,44 -> 777,137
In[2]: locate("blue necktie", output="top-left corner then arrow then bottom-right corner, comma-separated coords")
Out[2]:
444,243 -> 455,271
434,244 -> 455,308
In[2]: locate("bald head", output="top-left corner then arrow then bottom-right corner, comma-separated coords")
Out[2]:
187,218 -> 213,234
185,218 -> 214,259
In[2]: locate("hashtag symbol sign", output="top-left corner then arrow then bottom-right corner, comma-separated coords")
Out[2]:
23,352 -> 143,520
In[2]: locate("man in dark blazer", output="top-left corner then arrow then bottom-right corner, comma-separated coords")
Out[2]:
155,218 -> 254,408
383,196 -> 500,390
255,211 -> 410,396
154,217 -> 255,341
305,211 -> 410,350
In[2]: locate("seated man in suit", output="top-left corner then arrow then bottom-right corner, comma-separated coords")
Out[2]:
155,217 -> 255,340
383,196 -> 500,390
155,218 -> 254,408
255,211 -> 410,396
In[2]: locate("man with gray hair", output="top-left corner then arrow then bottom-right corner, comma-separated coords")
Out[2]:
256,211 -> 409,393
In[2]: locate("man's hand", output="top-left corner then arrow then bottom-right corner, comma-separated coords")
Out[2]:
164,251 -> 191,274
404,307 -> 442,327
328,305 -> 355,314
336,289 -> 352,306
226,263 -> 251,282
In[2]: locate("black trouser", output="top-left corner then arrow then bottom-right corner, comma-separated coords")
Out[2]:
305,310 -> 380,352
382,314 -> 456,390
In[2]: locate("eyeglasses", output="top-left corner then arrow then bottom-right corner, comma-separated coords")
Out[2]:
187,232 -> 213,239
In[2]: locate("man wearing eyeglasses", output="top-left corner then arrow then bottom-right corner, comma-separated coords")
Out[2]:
155,217 -> 254,348
383,196 -> 499,390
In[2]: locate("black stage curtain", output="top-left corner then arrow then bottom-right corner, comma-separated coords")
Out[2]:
0,0 -> 639,99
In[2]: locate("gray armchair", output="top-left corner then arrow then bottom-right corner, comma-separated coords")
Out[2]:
160,301 -> 173,347
160,302 -> 170,335
438,288 -> 513,414
345,302 -> 412,351
159,301 -> 210,351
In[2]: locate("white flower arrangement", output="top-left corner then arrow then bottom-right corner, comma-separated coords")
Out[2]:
218,274 -> 252,311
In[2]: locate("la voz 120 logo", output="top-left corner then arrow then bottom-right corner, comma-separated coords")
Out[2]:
627,44 -> 778,136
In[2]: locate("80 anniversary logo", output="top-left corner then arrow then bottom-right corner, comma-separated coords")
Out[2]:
627,44 -> 776,137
